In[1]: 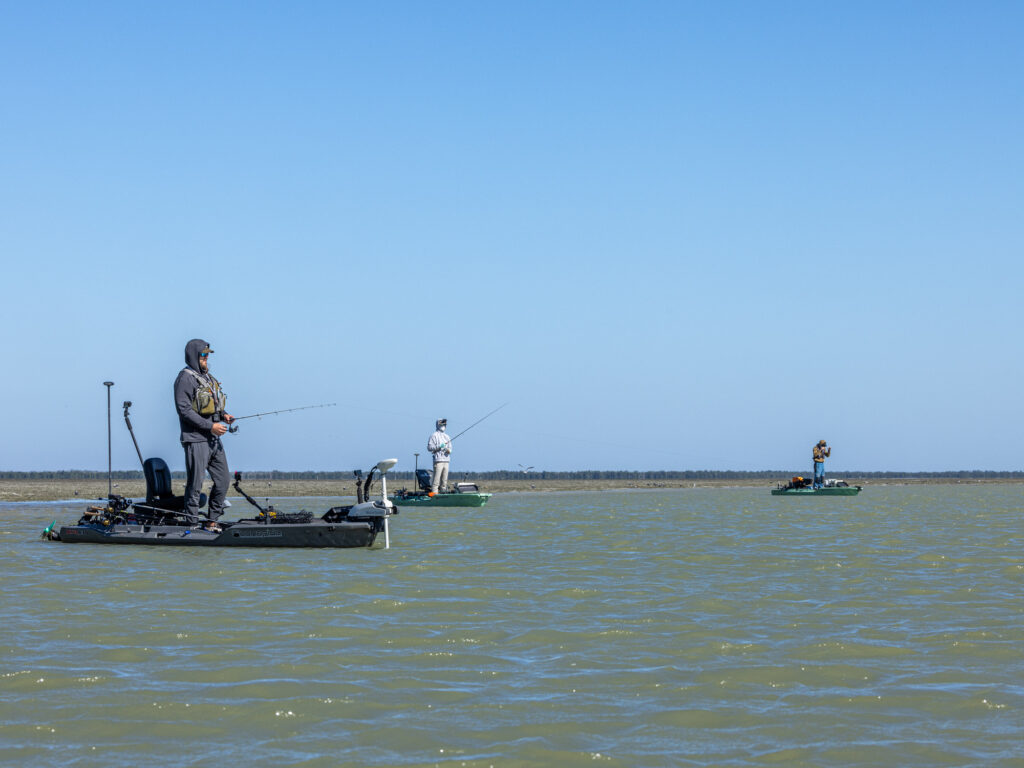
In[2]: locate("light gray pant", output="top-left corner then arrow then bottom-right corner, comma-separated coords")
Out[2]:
183,438 -> 230,520
430,461 -> 449,494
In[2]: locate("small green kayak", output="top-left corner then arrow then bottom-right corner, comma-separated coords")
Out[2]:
392,470 -> 492,508
772,477 -> 861,496
389,490 -> 492,508
771,486 -> 861,496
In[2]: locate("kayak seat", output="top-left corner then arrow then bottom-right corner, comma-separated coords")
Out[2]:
416,468 -> 433,492
143,457 -> 204,511
144,457 -> 177,503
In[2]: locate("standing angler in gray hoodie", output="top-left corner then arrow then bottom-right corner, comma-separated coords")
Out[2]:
427,418 -> 452,494
174,339 -> 234,524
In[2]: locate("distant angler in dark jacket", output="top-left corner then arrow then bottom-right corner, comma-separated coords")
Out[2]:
173,339 -> 234,524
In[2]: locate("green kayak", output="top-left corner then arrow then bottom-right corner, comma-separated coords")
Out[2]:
389,490 -> 492,508
771,485 -> 861,496
391,469 -> 493,508
772,477 -> 861,496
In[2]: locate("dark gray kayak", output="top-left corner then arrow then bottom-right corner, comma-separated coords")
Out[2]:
46,460 -> 400,549
55,513 -> 386,548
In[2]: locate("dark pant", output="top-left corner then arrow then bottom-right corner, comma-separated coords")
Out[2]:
183,438 -> 230,520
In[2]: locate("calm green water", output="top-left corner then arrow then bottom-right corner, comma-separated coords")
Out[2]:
2,486 -> 1023,767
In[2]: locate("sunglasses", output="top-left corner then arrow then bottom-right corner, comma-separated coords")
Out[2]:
200,353 -> 210,358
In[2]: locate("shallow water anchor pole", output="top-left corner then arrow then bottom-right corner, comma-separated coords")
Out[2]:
103,382 -> 114,497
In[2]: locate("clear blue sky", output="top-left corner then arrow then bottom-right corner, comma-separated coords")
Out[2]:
2,2 -> 1021,473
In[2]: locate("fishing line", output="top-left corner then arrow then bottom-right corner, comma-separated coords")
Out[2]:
466,424 -> 730,464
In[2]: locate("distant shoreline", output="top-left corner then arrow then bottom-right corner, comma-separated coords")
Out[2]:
2,476 -> 1022,502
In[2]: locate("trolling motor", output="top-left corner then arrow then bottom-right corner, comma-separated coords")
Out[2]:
347,459 -> 398,548
353,460 -> 399,504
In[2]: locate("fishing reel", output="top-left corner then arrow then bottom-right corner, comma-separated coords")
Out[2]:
214,414 -> 239,433
107,495 -> 132,512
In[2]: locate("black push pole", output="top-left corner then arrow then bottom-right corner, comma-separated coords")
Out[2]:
103,382 -> 114,497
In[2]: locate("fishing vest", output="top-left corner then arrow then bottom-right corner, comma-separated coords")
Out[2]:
183,368 -> 226,417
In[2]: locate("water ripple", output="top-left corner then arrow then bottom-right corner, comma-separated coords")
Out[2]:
1,486 -> 1022,766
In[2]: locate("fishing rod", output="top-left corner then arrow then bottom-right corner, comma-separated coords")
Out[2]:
226,403 -> 336,433
450,402 -> 509,442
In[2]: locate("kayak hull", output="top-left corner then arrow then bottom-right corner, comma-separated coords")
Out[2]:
389,492 -> 492,508
56,519 -> 382,547
771,486 -> 861,496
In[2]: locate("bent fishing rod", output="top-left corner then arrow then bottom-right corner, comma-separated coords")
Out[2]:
225,403 -> 337,433
450,402 -> 509,442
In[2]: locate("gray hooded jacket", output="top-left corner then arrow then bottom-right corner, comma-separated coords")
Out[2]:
174,338 -> 226,443
427,428 -> 451,464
